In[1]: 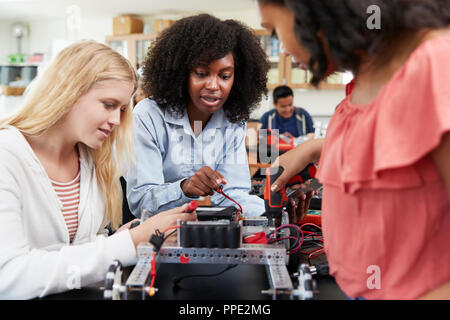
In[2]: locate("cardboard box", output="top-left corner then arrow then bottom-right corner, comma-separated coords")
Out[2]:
113,15 -> 143,35
154,19 -> 175,34
2,85 -> 26,96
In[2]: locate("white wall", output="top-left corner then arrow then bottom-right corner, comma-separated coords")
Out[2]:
28,19 -> 65,55
28,17 -> 112,55
0,17 -> 112,62
211,8 -> 261,29
0,21 -> 23,64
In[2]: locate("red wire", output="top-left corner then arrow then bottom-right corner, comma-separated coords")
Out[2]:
216,186 -> 243,221
298,223 -> 324,257
302,231 -> 321,235
301,240 -> 325,257
308,248 -> 325,259
269,224 -> 304,242
268,224 -> 304,255
162,225 -> 180,235
148,226 -> 181,295
269,235 -> 303,254
149,251 -> 156,293
300,223 -> 322,231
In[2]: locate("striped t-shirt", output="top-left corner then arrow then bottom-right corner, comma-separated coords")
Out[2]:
50,171 -> 81,243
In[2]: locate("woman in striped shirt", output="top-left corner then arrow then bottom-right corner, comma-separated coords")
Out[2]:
51,172 -> 81,243
0,41 -> 196,299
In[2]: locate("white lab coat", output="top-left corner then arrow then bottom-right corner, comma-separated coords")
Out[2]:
0,125 -> 137,299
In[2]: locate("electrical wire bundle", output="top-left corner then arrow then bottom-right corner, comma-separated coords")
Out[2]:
298,223 -> 324,260
266,222 -> 324,258
216,185 -> 243,221
267,224 -> 304,255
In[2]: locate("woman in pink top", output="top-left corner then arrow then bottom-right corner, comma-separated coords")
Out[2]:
256,0 -> 450,299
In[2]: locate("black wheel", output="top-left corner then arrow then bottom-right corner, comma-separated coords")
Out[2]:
103,260 -> 123,300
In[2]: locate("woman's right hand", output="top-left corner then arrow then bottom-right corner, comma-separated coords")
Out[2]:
181,166 -> 227,197
129,205 -> 197,248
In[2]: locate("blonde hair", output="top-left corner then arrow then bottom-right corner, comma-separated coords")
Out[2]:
0,40 -> 137,230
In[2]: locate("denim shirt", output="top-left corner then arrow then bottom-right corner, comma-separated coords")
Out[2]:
125,98 -> 265,218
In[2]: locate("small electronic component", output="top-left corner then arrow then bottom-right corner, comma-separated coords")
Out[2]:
195,206 -> 238,221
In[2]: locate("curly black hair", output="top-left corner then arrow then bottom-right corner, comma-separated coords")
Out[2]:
259,0 -> 450,86
142,14 -> 270,124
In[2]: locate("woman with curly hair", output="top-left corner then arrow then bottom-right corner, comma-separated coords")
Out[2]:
256,0 -> 450,299
126,14 -> 270,217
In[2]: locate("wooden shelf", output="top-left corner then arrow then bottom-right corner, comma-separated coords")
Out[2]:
105,33 -> 156,70
253,29 -> 347,91
105,33 -> 156,42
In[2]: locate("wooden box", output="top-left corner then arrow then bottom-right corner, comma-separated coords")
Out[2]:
113,15 -> 143,35
2,85 -> 26,96
153,19 -> 175,34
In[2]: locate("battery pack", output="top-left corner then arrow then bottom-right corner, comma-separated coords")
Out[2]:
180,221 -> 241,248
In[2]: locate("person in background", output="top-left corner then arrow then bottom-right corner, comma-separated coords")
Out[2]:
259,85 -> 314,138
256,0 -> 450,299
126,14 -> 277,218
0,40 -> 196,299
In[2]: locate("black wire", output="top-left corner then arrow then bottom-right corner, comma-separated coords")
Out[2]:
268,225 -> 303,254
269,236 -> 300,254
164,229 -> 178,240
301,224 -> 322,234
172,264 -> 238,287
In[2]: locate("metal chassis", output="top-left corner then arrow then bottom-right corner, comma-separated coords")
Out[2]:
123,216 -> 294,300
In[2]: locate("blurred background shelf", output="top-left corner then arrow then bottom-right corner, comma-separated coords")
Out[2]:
105,33 -> 156,71
253,29 -> 348,91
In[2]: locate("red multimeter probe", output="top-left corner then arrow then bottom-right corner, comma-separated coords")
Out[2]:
186,200 -> 199,213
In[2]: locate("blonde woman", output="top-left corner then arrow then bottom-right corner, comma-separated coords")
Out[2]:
0,40 -> 196,299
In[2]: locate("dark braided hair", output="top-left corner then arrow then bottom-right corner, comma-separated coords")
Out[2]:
142,14 -> 270,124
259,0 -> 450,86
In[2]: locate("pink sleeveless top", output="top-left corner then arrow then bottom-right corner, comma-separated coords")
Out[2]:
316,35 -> 450,299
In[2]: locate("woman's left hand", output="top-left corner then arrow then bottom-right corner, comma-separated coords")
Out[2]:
287,190 -> 313,224
115,218 -> 140,234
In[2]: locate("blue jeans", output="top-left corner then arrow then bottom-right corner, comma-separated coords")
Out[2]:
346,295 -> 366,300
